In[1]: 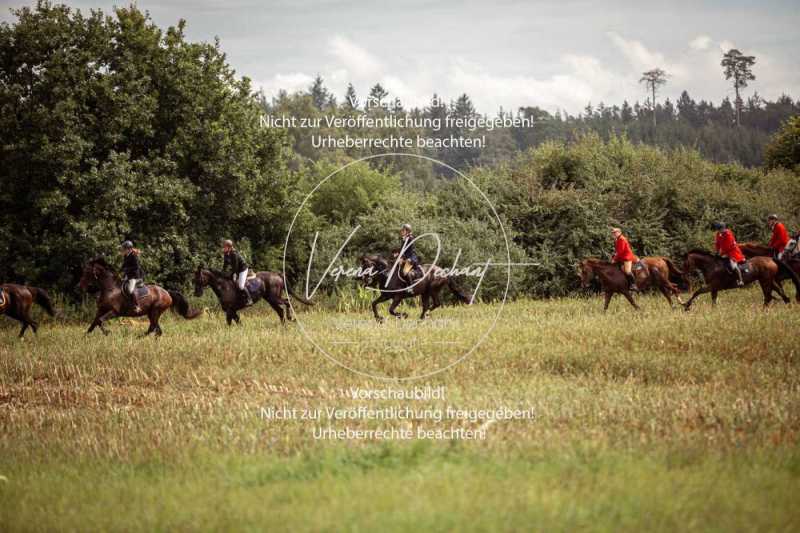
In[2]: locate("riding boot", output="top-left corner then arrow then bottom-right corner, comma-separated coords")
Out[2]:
626,273 -> 639,292
240,288 -> 253,307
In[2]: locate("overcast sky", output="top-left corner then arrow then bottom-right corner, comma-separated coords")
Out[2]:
2,0 -> 798,114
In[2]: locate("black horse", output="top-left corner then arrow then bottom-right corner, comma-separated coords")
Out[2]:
194,267 -> 313,325
359,255 -> 470,322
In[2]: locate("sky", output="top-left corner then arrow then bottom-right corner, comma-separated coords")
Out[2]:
2,0 -> 798,114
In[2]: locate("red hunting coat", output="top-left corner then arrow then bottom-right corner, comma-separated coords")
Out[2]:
769,222 -> 790,252
613,235 -> 638,263
715,229 -> 745,263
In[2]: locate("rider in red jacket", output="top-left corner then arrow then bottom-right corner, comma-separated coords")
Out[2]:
767,214 -> 790,259
611,227 -> 639,292
712,222 -> 745,286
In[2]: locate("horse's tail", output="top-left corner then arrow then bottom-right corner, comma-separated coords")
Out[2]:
448,278 -> 471,304
168,290 -> 202,319
664,258 -> 690,291
283,277 -> 314,306
776,259 -> 800,302
30,287 -> 55,316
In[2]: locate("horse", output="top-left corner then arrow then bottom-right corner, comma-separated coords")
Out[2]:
681,249 -> 800,310
740,241 -> 800,280
578,257 -> 686,311
0,284 -> 55,337
79,258 -> 201,336
358,254 -> 470,322
193,267 -> 313,325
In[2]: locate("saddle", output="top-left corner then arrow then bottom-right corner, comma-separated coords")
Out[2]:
399,259 -> 421,284
723,259 -> 750,276
632,260 -> 646,272
244,277 -> 261,294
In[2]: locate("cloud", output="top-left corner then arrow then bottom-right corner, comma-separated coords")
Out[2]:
689,35 -> 712,51
255,72 -> 314,97
608,32 -> 687,80
328,35 -> 383,79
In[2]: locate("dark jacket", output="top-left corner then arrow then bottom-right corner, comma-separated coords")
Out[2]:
400,235 -> 420,265
121,252 -> 144,280
223,250 -> 249,276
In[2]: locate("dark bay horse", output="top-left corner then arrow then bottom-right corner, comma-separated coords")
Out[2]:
0,284 -> 55,337
193,268 -> 313,325
578,257 -> 685,310
79,258 -> 201,336
359,255 -> 470,322
682,249 -> 800,310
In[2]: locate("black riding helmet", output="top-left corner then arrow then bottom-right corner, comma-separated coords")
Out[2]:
120,240 -> 134,250
711,222 -> 726,231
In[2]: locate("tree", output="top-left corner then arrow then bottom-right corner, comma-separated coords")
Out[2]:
721,49 -> 756,127
0,3 -> 291,292
639,68 -> 668,128
764,116 -> 800,170
343,83 -> 359,110
309,75 -> 332,110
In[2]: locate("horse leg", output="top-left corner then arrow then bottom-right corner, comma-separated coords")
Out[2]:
146,308 -> 166,337
234,312 -> 242,325
771,281 -> 790,304
759,280 -> 774,308
266,297 -> 285,324
711,290 -> 718,306
683,286 -> 712,311
420,293 -> 431,320
87,309 -> 114,335
622,290 -> 640,310
371,293 -> 392,323
388,296 -> 406,319
658,284 -> 674,308
602,291 -> 612,312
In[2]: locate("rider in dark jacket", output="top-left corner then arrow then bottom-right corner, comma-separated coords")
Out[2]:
222,239 -> 253,306
399,223 -> 422,291
120,240 -> 144,311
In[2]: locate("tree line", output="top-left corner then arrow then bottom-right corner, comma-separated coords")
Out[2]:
2,3 -> 798,301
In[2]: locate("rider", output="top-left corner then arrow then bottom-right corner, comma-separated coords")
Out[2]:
222,239 -> 253,307
712,222 -> 745,286
398,223 -> 422,293
767,214 -> 790,260
610,227 -> 639,292
120,240 -> 144,312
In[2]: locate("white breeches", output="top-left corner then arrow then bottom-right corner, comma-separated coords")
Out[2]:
125,279 -> 138,294
236,269 -> 248,290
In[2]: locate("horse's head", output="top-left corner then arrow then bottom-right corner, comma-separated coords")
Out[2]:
683,249 -> 714,274
577,259 -> 596,288
358,255 -> 385,287
79,258 -> 114,291
194,266 -> 211,297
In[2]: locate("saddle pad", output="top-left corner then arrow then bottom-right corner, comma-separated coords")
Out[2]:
245,278 -> 261,294
134,286 -> 150,299
632,261 -> 646,271
739,262 -> 751,275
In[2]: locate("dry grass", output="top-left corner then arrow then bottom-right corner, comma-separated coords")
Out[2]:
0,287 -> 798,530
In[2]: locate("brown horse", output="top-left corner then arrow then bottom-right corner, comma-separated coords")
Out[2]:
578,257 -> 685,310
79,258 -> 201,336
682,249 -> 800,310
0,284 -> 55,337
359,255 -> 470,322
740,241 -> 800,280
193,267 -> 313,325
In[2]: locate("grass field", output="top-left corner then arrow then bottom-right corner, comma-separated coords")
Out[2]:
1,288 -> 799,531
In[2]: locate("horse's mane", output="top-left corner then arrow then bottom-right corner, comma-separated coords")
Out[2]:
685,248 -> 714,258
89,256 -> 117,272
361,254 -> 389,268
581,257 -> 612,267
